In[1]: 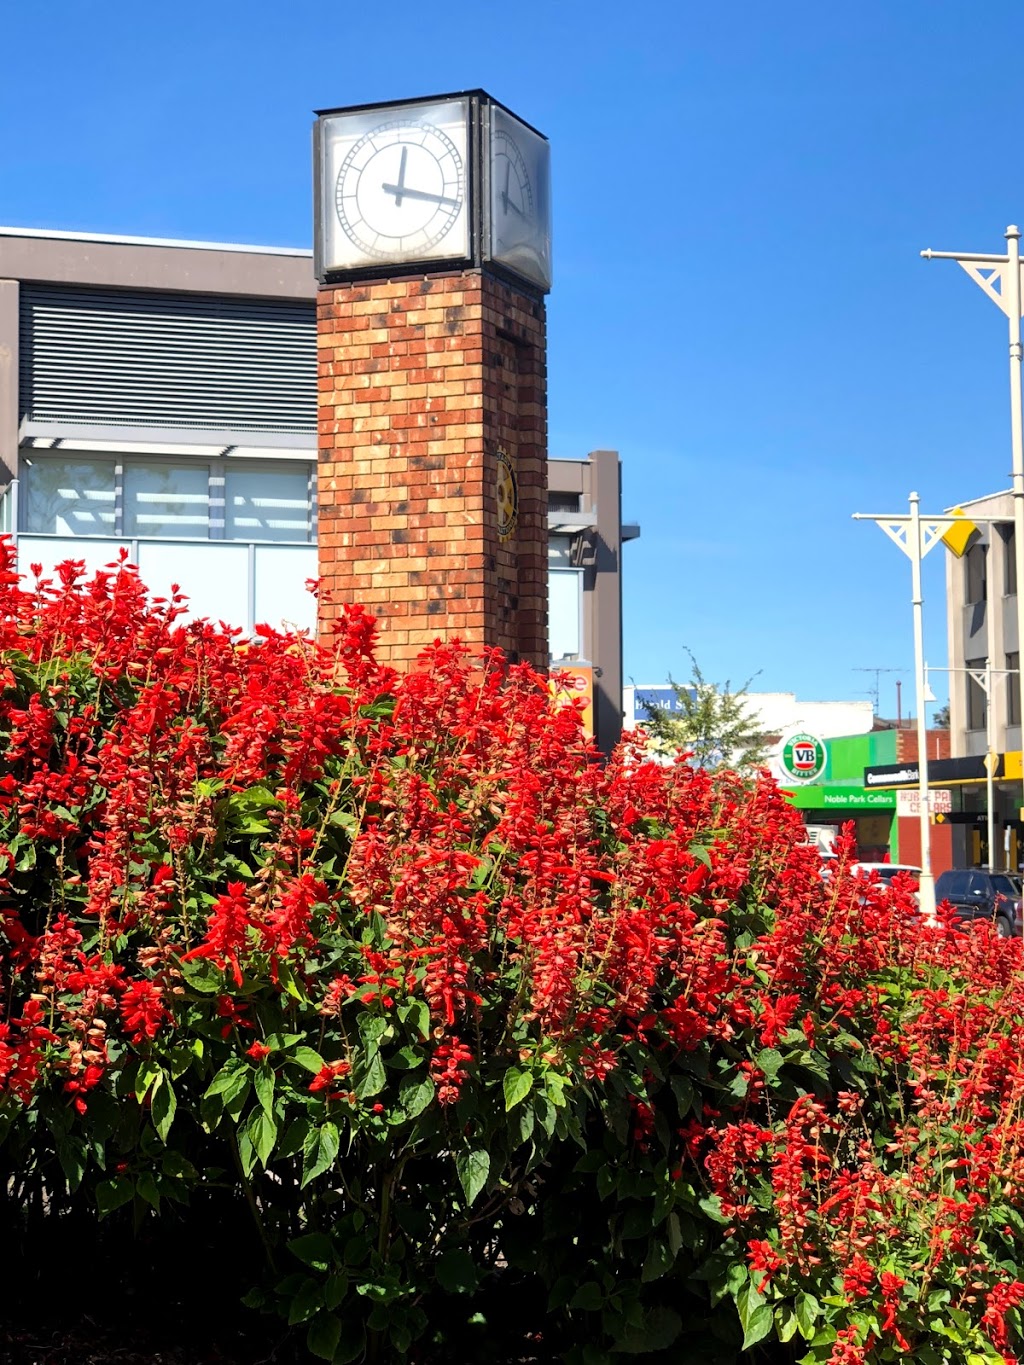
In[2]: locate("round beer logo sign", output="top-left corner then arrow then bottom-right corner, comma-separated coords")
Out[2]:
779,732 -> 827,785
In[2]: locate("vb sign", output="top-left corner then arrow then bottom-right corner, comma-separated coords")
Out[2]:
778,732 -> 827,785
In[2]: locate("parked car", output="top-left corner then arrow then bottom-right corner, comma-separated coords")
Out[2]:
933,869 -> 1024,937
850,862 -> 921,908
852,862 -> 922,889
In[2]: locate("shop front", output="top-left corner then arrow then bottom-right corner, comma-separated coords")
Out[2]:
864,753 -> 1024,871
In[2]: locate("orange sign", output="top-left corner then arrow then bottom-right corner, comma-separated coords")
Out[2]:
550,664 -> 594,740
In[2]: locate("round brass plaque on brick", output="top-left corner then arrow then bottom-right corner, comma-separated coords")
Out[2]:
496,449 -> 519,542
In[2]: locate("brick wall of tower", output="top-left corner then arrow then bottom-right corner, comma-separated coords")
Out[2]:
316,269 -> 548,669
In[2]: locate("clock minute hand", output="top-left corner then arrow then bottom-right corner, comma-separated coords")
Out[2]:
380,183 -> 460,208
389,146 -> 408,206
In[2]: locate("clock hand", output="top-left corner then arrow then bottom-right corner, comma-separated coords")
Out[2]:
389,146 -> 408,206
502,160 -> 511,214
380,183 -> 461,208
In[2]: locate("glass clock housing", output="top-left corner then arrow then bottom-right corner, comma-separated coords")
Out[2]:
316,96 -> 471,275
485,104 -> 552,292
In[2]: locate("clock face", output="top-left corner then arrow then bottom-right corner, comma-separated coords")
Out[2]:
487,105 -> 552,291
317,98 -> 470,273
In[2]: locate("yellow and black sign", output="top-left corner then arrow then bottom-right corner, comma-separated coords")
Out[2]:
496,448 -> 519,542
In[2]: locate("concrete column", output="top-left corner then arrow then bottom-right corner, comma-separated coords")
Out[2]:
0,279 -> 18,484
587,449 -> 623,755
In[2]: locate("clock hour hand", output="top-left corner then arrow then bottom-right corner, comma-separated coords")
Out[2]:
381,183 -> 460,208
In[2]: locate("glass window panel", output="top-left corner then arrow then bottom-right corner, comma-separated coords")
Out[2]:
1003,525 -> 1017,595
225,465 -> 311,543
123,463 -> 210,539
549,568 -> 582,660
966,543 -> 987,603
21,458 -> 116,536
1008,652 -> 1020,727
137,541 -> 249,626
254,544 -> 318,633
548,533 -> 574,566
966,657 -> 987,730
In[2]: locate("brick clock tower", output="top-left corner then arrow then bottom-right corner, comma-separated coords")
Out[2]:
313,92 -> 552,669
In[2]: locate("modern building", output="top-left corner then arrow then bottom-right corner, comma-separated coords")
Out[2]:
943,489 -> 1024,866
0,225 -> 637,750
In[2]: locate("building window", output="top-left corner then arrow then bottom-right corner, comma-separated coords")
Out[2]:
225,465 -> 312,543
21,457 -> 116,536
549,568 -> 582,659
1008,652 -> 1021,727
123,463 -> 211,539
1002,525 -> 1017,595
21,454 -> 315,544
967,656 -> 987,730
549,493 -> 581,514
966,543 -> 987,604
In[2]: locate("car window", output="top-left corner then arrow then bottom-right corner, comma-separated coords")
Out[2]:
991,875 -> 1017,899
937,871 -> 967,896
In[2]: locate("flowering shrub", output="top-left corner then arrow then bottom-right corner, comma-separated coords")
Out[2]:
1,543 -> 1024,1363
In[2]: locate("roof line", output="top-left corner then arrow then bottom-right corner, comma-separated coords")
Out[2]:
0,225 -> 313,258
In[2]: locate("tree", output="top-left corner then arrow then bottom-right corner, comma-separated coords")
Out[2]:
932,702 -> 950,729
640,650 -> 768,770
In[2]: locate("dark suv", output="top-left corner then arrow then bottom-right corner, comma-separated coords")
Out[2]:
933,869 -> 1024,937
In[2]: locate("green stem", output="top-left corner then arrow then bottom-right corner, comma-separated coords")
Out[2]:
228,1127 -> 277,1273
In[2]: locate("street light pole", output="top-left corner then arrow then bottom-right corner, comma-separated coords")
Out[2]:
922,226 -> 1024,826
908,493 -> 935,918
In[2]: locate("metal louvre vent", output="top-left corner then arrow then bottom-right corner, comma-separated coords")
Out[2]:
20,285 -> 316,434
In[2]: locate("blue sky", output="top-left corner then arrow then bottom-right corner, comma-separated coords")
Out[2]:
1,0 -> 1019,715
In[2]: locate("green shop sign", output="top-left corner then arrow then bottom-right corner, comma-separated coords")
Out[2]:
783,785 -> 896,811
778,732 -> 827,785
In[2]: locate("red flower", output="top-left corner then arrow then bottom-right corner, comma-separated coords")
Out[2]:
119,979 -> 169,1045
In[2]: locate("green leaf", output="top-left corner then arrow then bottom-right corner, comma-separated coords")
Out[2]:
738,1283 -> 773,1351
399,998 -> 430,1040
56,1137 -> 87,1190
306,1312 -> 341,1362
254,1064 -> 275,1117
641,1239 -> 675,1282
569,1281 -> 603,1312
289,1232 -> 335,1271
204,1061 -> 248,1101
613,1307 -> 682,1354
455,1148 -> 490,1207
248,1109 -> 278,1168
136,1171 -> 161,1211
291,1046 -> 327,1074
356,1053 -> 386,1099
756,1047 -> 784,1081
358,1015 -> 387,1053
503,1067 -> 533,1111
96,1176 -> 134,1216
398,1073 -> 434,1120
698,1194 -> 729,1225
795,1291 -> 821,1340
302,1122 -> 340,1188
180,958 -> 222,993
135,1061 -> 161,1102
152,1074 -> 177,1141
436,1248 -> 480,1294
670,1075 -> 695,1117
